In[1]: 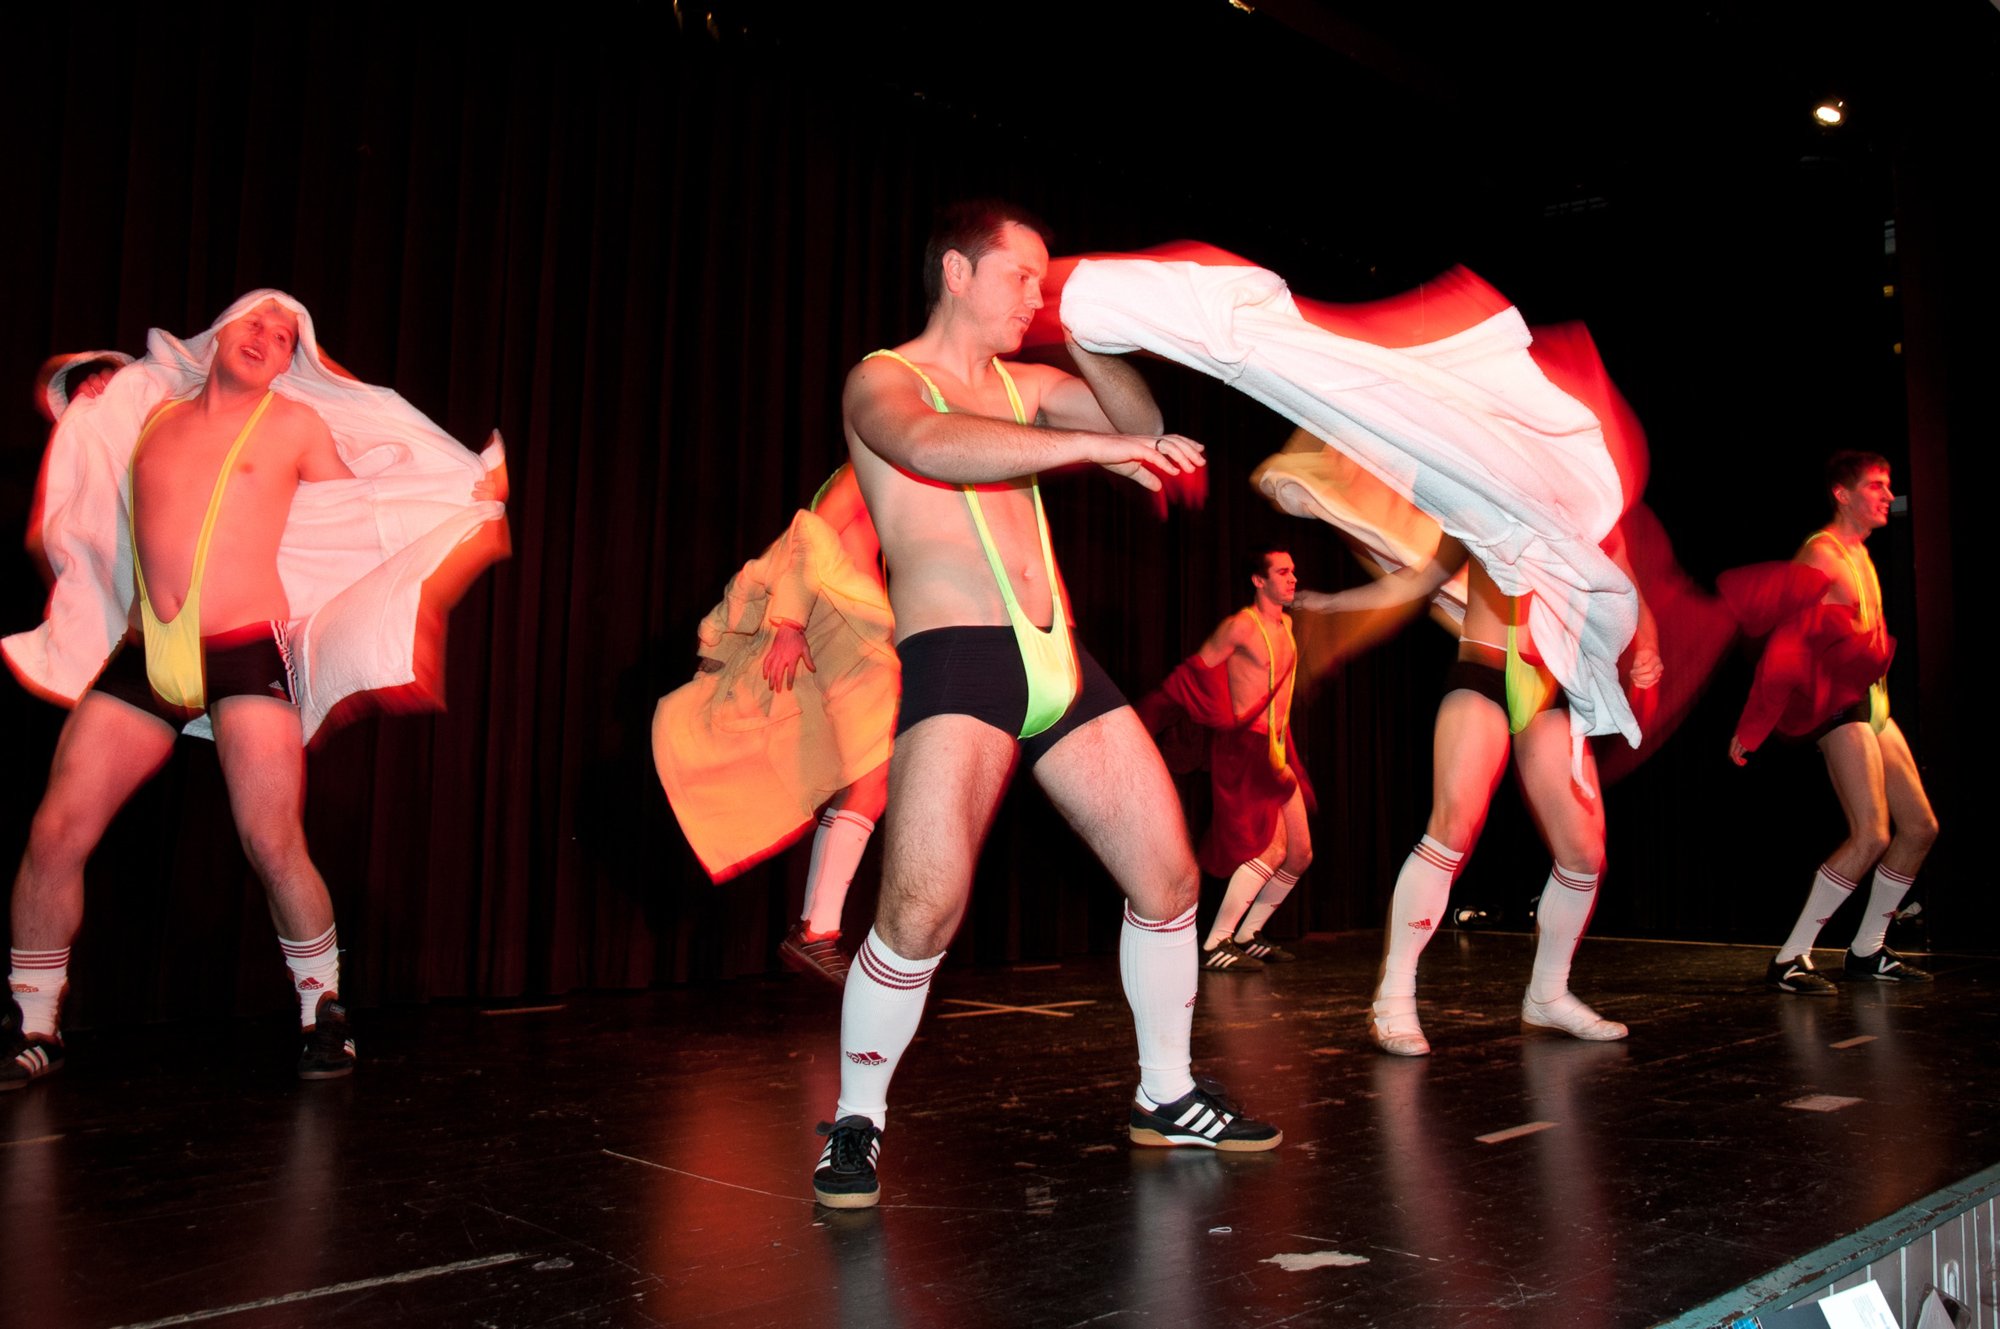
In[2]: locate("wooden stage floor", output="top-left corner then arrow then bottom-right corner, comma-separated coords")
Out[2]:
4,932 -> 1994,1328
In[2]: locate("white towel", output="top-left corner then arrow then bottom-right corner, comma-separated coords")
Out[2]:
1062,259 -> 1640,753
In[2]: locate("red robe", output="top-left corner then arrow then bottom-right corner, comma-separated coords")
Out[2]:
1137,655 -> 1317,879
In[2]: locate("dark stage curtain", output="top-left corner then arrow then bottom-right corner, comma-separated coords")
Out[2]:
1,7 -> 1988,1030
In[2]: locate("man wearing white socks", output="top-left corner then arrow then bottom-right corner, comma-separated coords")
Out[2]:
811,201 -> 1280,1208
1140,548 -> 1315,974
1729,452 -> 1937,993
5,305 -> 357,1087
1299,531 -> 1660,1056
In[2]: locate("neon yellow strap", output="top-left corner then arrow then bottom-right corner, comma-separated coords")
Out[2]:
862,351 -> 1079,737
1803,531 -> 1890,732
127,391 -> 275,710
1247,610 -> 1294,773
1502,599 -> 1556,736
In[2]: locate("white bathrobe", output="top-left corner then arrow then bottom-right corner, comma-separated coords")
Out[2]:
3,289 -> 507,742
1061,259 -> 1640,752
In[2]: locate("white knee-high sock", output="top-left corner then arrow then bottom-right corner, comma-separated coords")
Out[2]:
835,928 -> 943,1129
803,810 -> 874,936
1122,903 -> 1198,1105
1205,859 -> 1272,949
8,947 -> 71,1038
278,926 -> 340,1027
1776,863 -> 1857,962
1528,865 -> 1600,1002
1850,863 -> 1915,957
1235,866 -> 1300,942
1378,836 -> 1463,1000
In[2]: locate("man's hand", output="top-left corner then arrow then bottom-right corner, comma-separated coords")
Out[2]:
71,367 -> 117,401
763,621 -> 814,692
1728,737 -> 1749,767
1094,433 -> 1205,494
1628,645 -> 1664,690
473,460 -> 510,504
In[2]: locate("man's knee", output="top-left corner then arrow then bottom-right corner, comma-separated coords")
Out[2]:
1847,816 -> 1891,864
24,798 -> 106,875
1283,839 -> 1313,874
1898,807 -> 1939,854
239,819 -> 311,885
1126,856 -> 1198,921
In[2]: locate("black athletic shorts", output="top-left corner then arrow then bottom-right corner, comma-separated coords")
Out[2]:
90,622 -> 296,726
1806,692 -> 1877,745
894,625 -> 1128,765
1441,653 -> 1567,717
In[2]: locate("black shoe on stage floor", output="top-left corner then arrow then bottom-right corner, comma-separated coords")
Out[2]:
813,1116 -> 882,1208
1129,1078 -> 1282,1151
779,924 -> 850,987
1845,946 -> 1934,983
1767,955 -> 1837,995
298,992 -> 357,1080
1200,940 -> 1264,973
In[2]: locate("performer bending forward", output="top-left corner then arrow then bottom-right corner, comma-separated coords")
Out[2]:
1303,535 -> 1660,1055
811,201 -> 1279,1209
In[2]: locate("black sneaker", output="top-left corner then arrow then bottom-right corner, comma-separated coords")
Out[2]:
813,1116 -> 882,1208
297,992 -> 356,1080
1845,946 -> 1934,983
1129,1078 -> 1282,1151
1200,940 -> 1264,973
1236,933 -> 1295,963
1767,955 -> 1837,995
1,997 -> 63,1092
779,924 -> 850,988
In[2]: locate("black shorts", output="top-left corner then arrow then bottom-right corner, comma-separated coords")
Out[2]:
1807,693 -> 1877,745
894,626 -> 1128,765
1442,654 -> 1567,717
90,622 -> 296,726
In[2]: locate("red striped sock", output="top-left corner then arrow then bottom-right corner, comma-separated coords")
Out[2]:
278,925 -> 340,1028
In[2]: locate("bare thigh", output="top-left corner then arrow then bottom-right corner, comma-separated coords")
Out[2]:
1873,720 -> 1935,840
1424,690 -> 1514,853
210,695 -> 309,843
1032,705 -> 1199,921
1512,706 -> 1605,874
1819,722 -> 1890,845
874,714 -> 1019,957
26,693 -> 179,858
1262,785 -> 1311,871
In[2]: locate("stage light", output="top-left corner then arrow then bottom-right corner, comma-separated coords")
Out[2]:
1813,99 -> 1846,127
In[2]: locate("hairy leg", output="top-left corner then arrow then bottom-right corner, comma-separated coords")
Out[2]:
12,694 -> 177,949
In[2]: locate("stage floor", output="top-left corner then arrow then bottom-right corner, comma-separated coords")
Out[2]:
4,932 -> 1994,1328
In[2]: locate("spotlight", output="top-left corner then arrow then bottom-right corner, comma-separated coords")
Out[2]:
1813,99 -> 1846,128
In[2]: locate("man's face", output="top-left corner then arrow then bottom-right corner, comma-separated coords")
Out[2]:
1254,553 -> 1298,606
1836,466 -> 1894,532
214,300 -> 299,388
953,222 -> 1047,353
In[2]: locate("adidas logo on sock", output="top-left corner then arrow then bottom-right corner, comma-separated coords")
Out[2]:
845,1051 -> 886,1067
1411,918 -> 1434,931
10,982 -> 38,993
298,977 -> 324,991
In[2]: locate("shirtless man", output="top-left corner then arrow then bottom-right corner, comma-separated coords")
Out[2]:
1150,548 -> 1314,973
810,201 -> 1280,1209
4,299 -> 359,1089
1300,530 -> 1660,1055
1731,452 -> 1937,993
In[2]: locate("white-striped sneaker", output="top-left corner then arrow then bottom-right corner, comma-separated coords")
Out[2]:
1129,1079 -> 1281,1151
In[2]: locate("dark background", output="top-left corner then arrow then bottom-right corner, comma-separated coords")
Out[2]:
1,1 -> 1992,1029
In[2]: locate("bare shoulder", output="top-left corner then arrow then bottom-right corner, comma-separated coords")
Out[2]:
1795,532 -> 1846,574
264,392 -> 333,439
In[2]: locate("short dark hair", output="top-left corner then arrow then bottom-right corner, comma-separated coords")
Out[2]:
1825,450 -> 1890,511
922,199 -> 1050,312
1243,546 -> 1288,587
